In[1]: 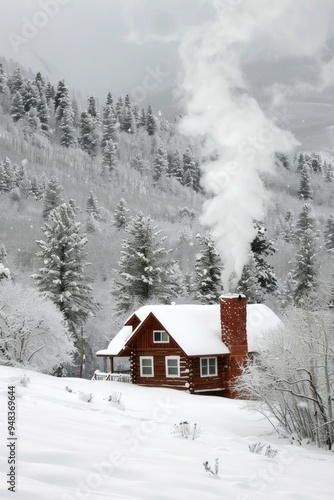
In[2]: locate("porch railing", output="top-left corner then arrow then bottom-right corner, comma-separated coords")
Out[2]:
92,370 -> 131,383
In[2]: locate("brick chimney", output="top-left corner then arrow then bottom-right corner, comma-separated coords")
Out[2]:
220,294 -> 248,398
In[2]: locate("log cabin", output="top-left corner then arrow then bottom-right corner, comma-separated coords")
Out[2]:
96,294 -> 281,398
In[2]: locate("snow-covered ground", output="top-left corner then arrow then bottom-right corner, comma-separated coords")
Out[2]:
1,366 -> 334,500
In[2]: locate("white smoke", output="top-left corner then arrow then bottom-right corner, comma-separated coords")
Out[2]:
178,0 -> 334,290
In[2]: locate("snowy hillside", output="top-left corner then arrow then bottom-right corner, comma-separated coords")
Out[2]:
0,366 -> 333,500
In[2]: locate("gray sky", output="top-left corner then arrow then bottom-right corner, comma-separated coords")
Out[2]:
0,0 -> 211,113
0,0 -> 334,115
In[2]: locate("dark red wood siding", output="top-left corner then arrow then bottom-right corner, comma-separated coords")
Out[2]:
133,349 -> 189,390
135,317 -> 179,349
191,356 -> 228,393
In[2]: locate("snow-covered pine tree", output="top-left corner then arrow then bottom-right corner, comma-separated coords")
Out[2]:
54,80 -> 68,110
0,63 -> 7,94
153,146 -> 168,183
10,91 -> 24,121
22,80 -> 39,113
0,65 -> 10,111
42,176 -> 63,219
146,104 -> 156,136
250,222 -> 278,294
101,139 -> 118,177
112,213 -> 181,312
31,175 -> 45,201
324,162 -> 334,182
7,67 -> 23,95
34,71 -> 46,94
25,107 -> 41,136
15,163 -> 32,197
113,198 -> 130,229
324,214 -> 334,252
55,81 -> 71,124
121,107 -> 136,133
295,152 -> 305,172
282,210 -> 295,243
193,234 -> 222,304
124,94 -> 131,109
139,107 -> 146,127
275,152 -> 290,169
133,104 -> 140,128
182,147 -> 196,188
290,228 -> 319,307
237,253 -> 264,303
278,271 -> 297,309
295,203 -> 319,240
310,153 -> 322,173
45,82 -> 55,101
298,164 -> 313,200
72,97 -> 80,128
59,105 -> 76,147
85,213 -> 100,234
101,103 -> 118,149
87,95 -> 99,123
0,157 -> 15,192
167,150 -> 183,182
130,155 -> 148,173
79,110 -> 98,157
86,192 -> 101,220
115,96 -> 124,122
37,93 -> 50,136
33,203 -> 98,341
105,91 -> 113,107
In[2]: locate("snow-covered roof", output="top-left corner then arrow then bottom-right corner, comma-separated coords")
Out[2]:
97,304 -> 281,357
96,325 -> 133,356
246,304 -> 282,351
135,305 -> 229,356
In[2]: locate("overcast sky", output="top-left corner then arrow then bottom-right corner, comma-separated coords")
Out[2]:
0,0 -> 334,114
0,0 -> 212,112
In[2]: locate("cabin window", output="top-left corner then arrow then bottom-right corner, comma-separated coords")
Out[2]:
140,356 -> 154,377
165,356 -> 180,377
200,357 -> 217,377
153,330 -> 169,343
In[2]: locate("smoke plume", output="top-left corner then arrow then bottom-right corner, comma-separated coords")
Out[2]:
178,0 -> 333,290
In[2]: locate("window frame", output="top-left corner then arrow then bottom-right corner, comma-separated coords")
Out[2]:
140,356 -> 154,377
165,356 -> 180,378
153,330 -> 169,343
200,357 -> 218,377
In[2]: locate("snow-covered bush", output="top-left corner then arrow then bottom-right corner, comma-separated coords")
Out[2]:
107,391 -> 125,410
236,307 -> 334,450
248,442 -> 265,454
78,392 -> 93,403
172,421 -> 201,440
0,281 -> 75,373
18,373 -> 30,387
249,442 -> 278,458
203,458 -> 219,477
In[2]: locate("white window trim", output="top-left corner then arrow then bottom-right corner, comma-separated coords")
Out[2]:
200,357 -> 218,377
165,356 -> 180,378
140,356 -> 154,377
153,330 -> 169,343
